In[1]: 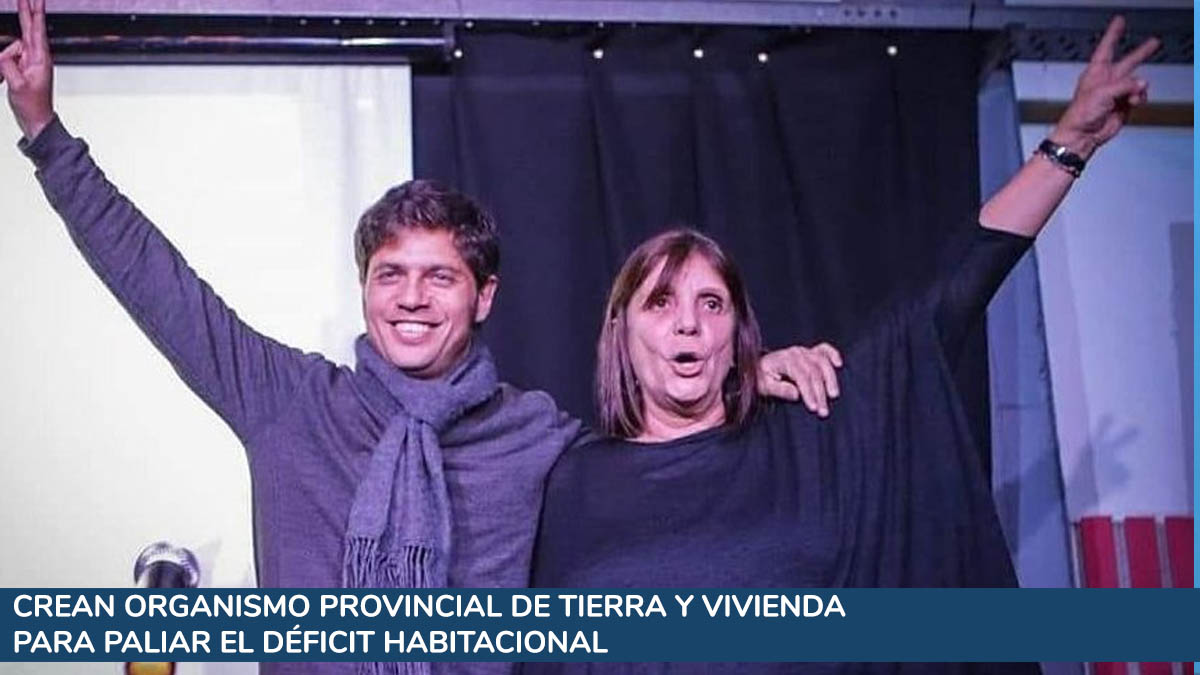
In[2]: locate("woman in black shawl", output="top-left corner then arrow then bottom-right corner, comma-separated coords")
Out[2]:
528,16 -> 1158,673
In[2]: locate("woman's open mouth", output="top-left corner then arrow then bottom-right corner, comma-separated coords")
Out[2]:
669,351 -> 705,377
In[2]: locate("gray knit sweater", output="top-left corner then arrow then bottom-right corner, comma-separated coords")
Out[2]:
21,117 -> 582,674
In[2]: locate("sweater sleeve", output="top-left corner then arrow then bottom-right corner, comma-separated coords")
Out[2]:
927,224 -> 1033,361
19,117 -> 324,444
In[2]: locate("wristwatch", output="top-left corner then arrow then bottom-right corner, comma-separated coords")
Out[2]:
1036,139 -> 1086,178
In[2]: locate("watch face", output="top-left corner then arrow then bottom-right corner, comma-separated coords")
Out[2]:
1036,141 -> 1083,177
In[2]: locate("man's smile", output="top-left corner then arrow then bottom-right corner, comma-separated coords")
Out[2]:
387,319 -> 442,342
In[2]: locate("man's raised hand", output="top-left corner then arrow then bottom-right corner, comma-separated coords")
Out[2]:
1,0 -> 54,141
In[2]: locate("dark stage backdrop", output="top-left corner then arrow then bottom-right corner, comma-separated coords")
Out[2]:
413,26 -> 993,468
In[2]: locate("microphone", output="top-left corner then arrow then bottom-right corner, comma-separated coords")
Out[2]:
127,542 -> 200,675
132,541 -> 200,589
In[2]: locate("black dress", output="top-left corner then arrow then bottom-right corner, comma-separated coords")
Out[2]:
527,225 -> 1041,674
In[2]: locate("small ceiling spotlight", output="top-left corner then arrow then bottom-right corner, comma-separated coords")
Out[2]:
693,47 -> 705,59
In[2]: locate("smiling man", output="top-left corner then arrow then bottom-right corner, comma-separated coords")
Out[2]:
3,0 -> 577,602
357,183 -> 500,379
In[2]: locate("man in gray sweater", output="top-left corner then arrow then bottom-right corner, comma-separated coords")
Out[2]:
2,0 -> 840,600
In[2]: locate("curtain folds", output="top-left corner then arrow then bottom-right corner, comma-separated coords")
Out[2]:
413,26 -> 993,463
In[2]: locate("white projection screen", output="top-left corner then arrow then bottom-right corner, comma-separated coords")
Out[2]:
0,64 -> 412,645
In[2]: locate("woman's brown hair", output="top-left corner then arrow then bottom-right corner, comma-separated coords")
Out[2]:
596,228 -> 763,438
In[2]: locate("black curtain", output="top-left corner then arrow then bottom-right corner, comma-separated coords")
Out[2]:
413,26 -> 993,468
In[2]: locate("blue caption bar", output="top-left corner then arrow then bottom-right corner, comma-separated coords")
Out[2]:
1,589 -> 1196,662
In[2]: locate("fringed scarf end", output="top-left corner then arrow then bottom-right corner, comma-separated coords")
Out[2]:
354,659 -> 428,675
344,538 -> 435,675
342,537 -> 438,589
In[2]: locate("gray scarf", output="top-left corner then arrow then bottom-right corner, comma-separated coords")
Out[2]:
343,335 -> 498,673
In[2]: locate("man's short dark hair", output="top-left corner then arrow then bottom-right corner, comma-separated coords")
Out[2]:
354,179 -> 499,288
